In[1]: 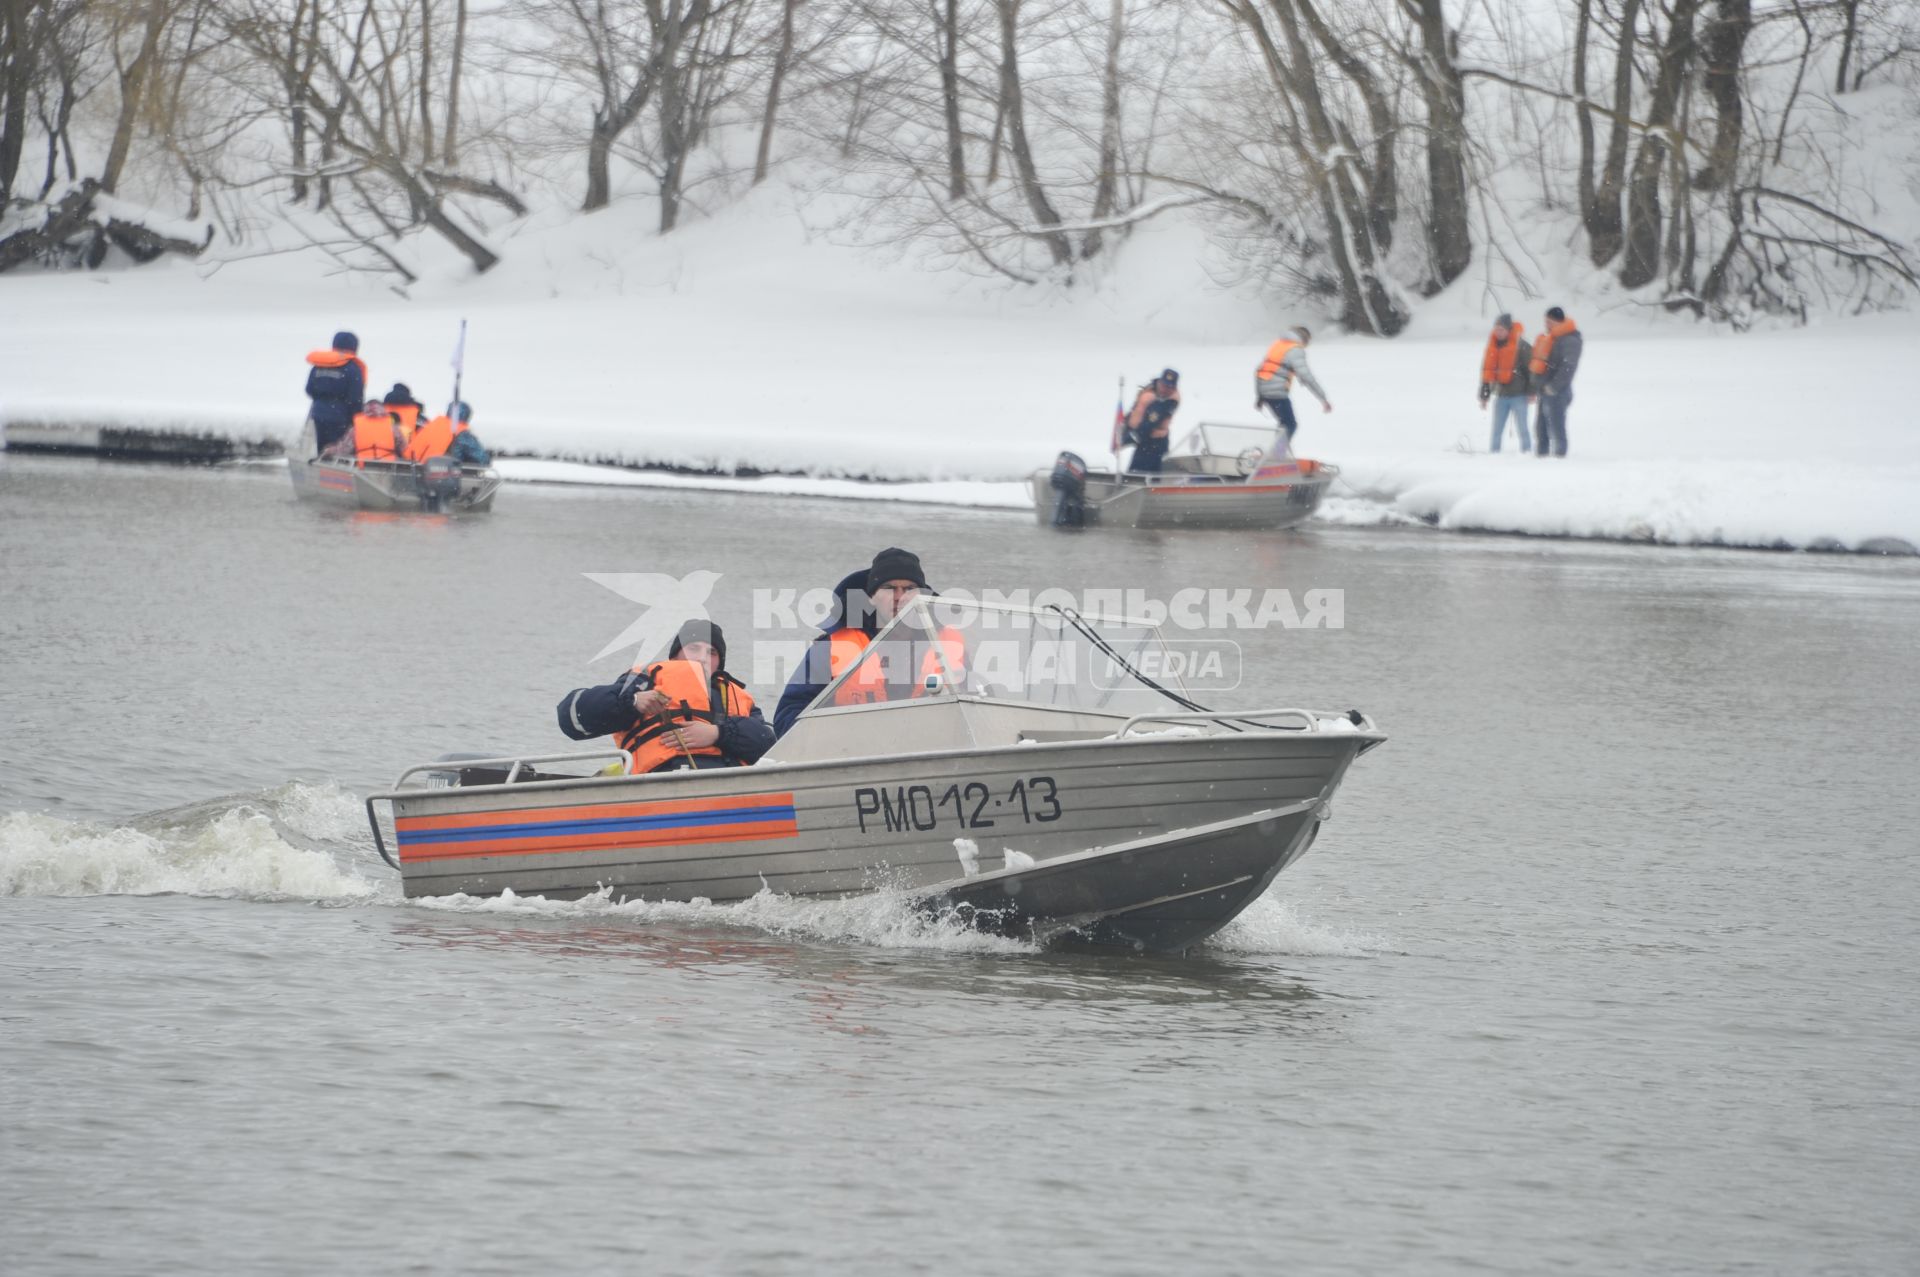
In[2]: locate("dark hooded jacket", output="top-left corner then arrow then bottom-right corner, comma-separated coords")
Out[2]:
305,351 -> 365,446
556,646 -> 773,770
773,568 -> 886,739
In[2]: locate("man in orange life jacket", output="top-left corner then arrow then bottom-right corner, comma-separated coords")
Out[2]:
303,331 -> 365,454
381,383 -> 427,450
1254,325 -> 1332,446
1125,369 -> 1181,474
1477,313 -> 1533,454
1529,306 -> 1583,458
773,547 -> 957,739
555,620 -> 773,773
349,399 -> 404,461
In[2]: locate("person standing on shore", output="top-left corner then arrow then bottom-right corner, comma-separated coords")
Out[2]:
1254,326 -> 1332,447
1530,307 -> 1582,457
1478,314 -> 1532,454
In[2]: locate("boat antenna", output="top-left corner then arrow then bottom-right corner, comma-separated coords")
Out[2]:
448,318 -> 468,417
1046,605 -> 1234,724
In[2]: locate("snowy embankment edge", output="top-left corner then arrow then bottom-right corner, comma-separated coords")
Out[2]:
6,417 -> 1917,555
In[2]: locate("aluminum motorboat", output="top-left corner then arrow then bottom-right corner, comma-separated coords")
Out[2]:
365,596 -> 1384,952
289,420 -> 501,513
1034,422 -> 1336,530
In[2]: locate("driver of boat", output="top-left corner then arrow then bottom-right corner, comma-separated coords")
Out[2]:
771,547 -> 965,739
556,620 -> 774,774
1126,369 -> 1181,474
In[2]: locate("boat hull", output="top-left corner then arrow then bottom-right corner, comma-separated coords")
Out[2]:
288,420 -> 499,513
382,729 -> 1376,950
1030,467 -> 1333,530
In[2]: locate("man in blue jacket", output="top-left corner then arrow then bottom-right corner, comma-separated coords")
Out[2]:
303,331 -> 365,454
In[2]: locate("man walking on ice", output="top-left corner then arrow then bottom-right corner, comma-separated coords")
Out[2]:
1254,325 -> 1333,448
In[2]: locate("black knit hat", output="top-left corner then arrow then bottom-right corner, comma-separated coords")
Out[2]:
1546,306 -> 1566,322
865,547 -> 928,595
1494,312 -> 1513,328
384,383 -> 416,405
668,619 -> 726,669
332,331 -> 359,353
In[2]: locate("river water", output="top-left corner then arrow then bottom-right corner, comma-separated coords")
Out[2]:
3,455 -> 1917,1275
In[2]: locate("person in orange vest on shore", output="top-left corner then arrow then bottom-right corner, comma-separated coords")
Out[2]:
1529,306 -> 1583,458
555,620 -> 773,774
1254,325 -> 1332,448
349,399 -> 404,461
1477,313 -> 1533,454
303,331 -> 365,454
772,547 -> 964,739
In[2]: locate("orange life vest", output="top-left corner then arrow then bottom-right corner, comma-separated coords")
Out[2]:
1529,316 -> 1577,377
1257,338 -> 1299,388
352,412 -> 402,461
405,414 -> 457,462
306,349 -> 368,382
825,626 -> 967,707
387,404 -> 421,433
1129,385 -> 1178,440
616,659 -> 757,775
1482,324 -> 1524,387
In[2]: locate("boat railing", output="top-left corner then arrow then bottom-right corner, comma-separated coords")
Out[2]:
363,748 -> 631,870
1113,707 -> 1362,737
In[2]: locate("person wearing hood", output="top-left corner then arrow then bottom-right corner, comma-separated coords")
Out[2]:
1254,325 -> 1332,446
406,400 -> 492,466
556,620 -> 772,774
1478,313 -> 1533,454
304,331 -> 366,455
773,547 -> 960,739
1530,306 -> 1583,457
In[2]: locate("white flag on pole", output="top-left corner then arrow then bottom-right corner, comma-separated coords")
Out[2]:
450,319 -> 467,375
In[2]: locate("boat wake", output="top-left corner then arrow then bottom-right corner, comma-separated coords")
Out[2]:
0,782 -> 387,901
1206,894 -> 1395,957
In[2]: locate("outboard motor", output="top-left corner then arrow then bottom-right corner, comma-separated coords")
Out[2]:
419,455 -> 462,511
1049,450 -> 1089,527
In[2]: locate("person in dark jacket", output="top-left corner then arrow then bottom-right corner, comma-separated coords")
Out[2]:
1477,313 -> 1532,454
1532,306 -> 1583,458
1126,369 -> 1182,474
556,620 -> 773,773
446,402 -> 491,466
773,547 -> 935,739
303,331 -> 365,454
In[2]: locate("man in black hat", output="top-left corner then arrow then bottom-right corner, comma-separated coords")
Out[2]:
556,619 -> 773,773
773,547 -> 946,738
1125,369 -> 1182,474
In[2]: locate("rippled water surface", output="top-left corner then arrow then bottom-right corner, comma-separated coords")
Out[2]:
3,456 -> 1918,1274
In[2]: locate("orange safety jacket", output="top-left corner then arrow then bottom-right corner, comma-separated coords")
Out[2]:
825,626 -> 967,706
1128,385 -> 1179,440
405,414 -> 457,463
1482,324 -> 1525,388
1257,338 -> 1299,389
616,659 -> 757,775
305,349 -> 369,382
352,412 -> 403,461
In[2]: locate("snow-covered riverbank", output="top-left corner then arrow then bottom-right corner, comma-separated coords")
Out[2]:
4,197 -> 1916,554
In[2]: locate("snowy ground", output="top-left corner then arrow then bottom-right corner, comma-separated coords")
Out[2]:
2,187 -> 1917,553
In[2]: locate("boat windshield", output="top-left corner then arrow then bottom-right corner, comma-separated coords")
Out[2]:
1173,421 -> 1288,459
812,595 -> 1195,717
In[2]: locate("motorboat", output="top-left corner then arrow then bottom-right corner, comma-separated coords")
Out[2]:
288,419 -> 501,513
365,596 -> 1384,952
1033,422 -> 1336,530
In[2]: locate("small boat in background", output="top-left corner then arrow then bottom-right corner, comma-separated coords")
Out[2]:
288,420 -> 500,514
1034,422 -> 1336,530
